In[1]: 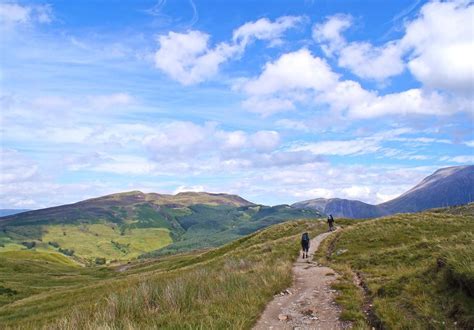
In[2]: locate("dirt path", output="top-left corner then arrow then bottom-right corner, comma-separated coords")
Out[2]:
253,229 -> 350,330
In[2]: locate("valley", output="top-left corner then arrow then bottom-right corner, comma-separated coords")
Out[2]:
0,192 -> 320,263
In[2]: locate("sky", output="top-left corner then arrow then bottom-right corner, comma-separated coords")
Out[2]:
0,0 -> 473,209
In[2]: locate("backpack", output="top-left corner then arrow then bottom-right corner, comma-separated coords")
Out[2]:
302,232 -> 309,242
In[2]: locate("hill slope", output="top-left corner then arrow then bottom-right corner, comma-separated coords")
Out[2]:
0,191 -> 320,262
0,209 -> 30,217
316,204 -> 474,328
1,208 -> 472,328
292,198 -> 384,219
293,165 -> 474,218
379,165 -> 474,213
0,220 -> 326,328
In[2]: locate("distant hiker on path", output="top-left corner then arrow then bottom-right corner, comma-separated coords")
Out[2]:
327,214 -> 335,232
301,232 -> 310,259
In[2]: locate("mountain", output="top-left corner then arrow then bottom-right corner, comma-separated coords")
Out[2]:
0,191 -> 320,262
0,191 -> 254,227
292,198 -> 385,219
0,209 -> 30,217
379,165 -> 474,214
293,165 -> 474,218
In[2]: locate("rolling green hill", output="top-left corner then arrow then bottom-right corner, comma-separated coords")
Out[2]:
0,206 -> 472,329
0,220 -> 325,328
0,191 -> 321,263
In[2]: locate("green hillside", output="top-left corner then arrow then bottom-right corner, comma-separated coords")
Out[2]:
0,191 -> 321,263
1,205 -> 472,329
0,220 -> 325,328
315,204 -> 474,328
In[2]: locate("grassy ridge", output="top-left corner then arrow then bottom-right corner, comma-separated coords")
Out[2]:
316,211 -> 474,329
0,196 -> 321,262
0,219 -> 325,329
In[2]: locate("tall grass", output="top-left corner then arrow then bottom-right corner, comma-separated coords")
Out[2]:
316,212 -> 474,329
1,220 -> 325,329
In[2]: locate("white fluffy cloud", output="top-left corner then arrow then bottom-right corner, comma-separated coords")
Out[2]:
233,16 -> 304,47
237,48 -> 338,115
154,31 -> 239,85
238,48 -> 461,118
154,16 -> 303,85
338,41 -> 405,80
240,49 -> 338,95
401,0 -> 474,95
312,14 -> 351,56
313,1 -> 474,92
314,14 -> 405,81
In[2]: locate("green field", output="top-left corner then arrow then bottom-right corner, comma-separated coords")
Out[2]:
43,224 -> 172,261
0,224 -> 172,263
316,207 -> 474,328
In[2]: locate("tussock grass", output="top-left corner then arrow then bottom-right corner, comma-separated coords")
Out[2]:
0,219 -> 325,329
316,211 -> 474,329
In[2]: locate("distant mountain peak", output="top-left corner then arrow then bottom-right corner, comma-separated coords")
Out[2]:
293,165 -> 474,218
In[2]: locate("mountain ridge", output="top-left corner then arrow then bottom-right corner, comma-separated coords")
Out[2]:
0,190 -> 319,261
293,165 -> 474,218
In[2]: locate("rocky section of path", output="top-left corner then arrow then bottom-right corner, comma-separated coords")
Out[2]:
253,230 -> 351,330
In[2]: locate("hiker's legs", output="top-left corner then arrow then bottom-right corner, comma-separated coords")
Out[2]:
302,244 -> 309,258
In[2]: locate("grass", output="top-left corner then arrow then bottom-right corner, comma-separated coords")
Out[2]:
0,250 -> 112,308
316,211 -> 474,329
1,224 -> 172,263
0,219 -> 325,329
41,224 -> 172,262
3,206 -> 472,329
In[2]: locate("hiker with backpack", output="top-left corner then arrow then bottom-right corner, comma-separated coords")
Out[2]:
301,232 -> 310,259
327,214 -> 335,232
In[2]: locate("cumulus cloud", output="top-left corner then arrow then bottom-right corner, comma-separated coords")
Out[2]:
154,30 -> 239,85
236,48 -> 338,115
233,16 -> 305,47
401,0 -> 474,95
154,16 -> 303,85
314,14 -> 405,80
237,48 -> 462,118
313,1 -> 474,92
338,41 -> 405,80
312,14 -> 352,56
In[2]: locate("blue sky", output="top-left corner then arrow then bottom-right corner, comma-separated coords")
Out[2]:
0,0 -> 473,208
